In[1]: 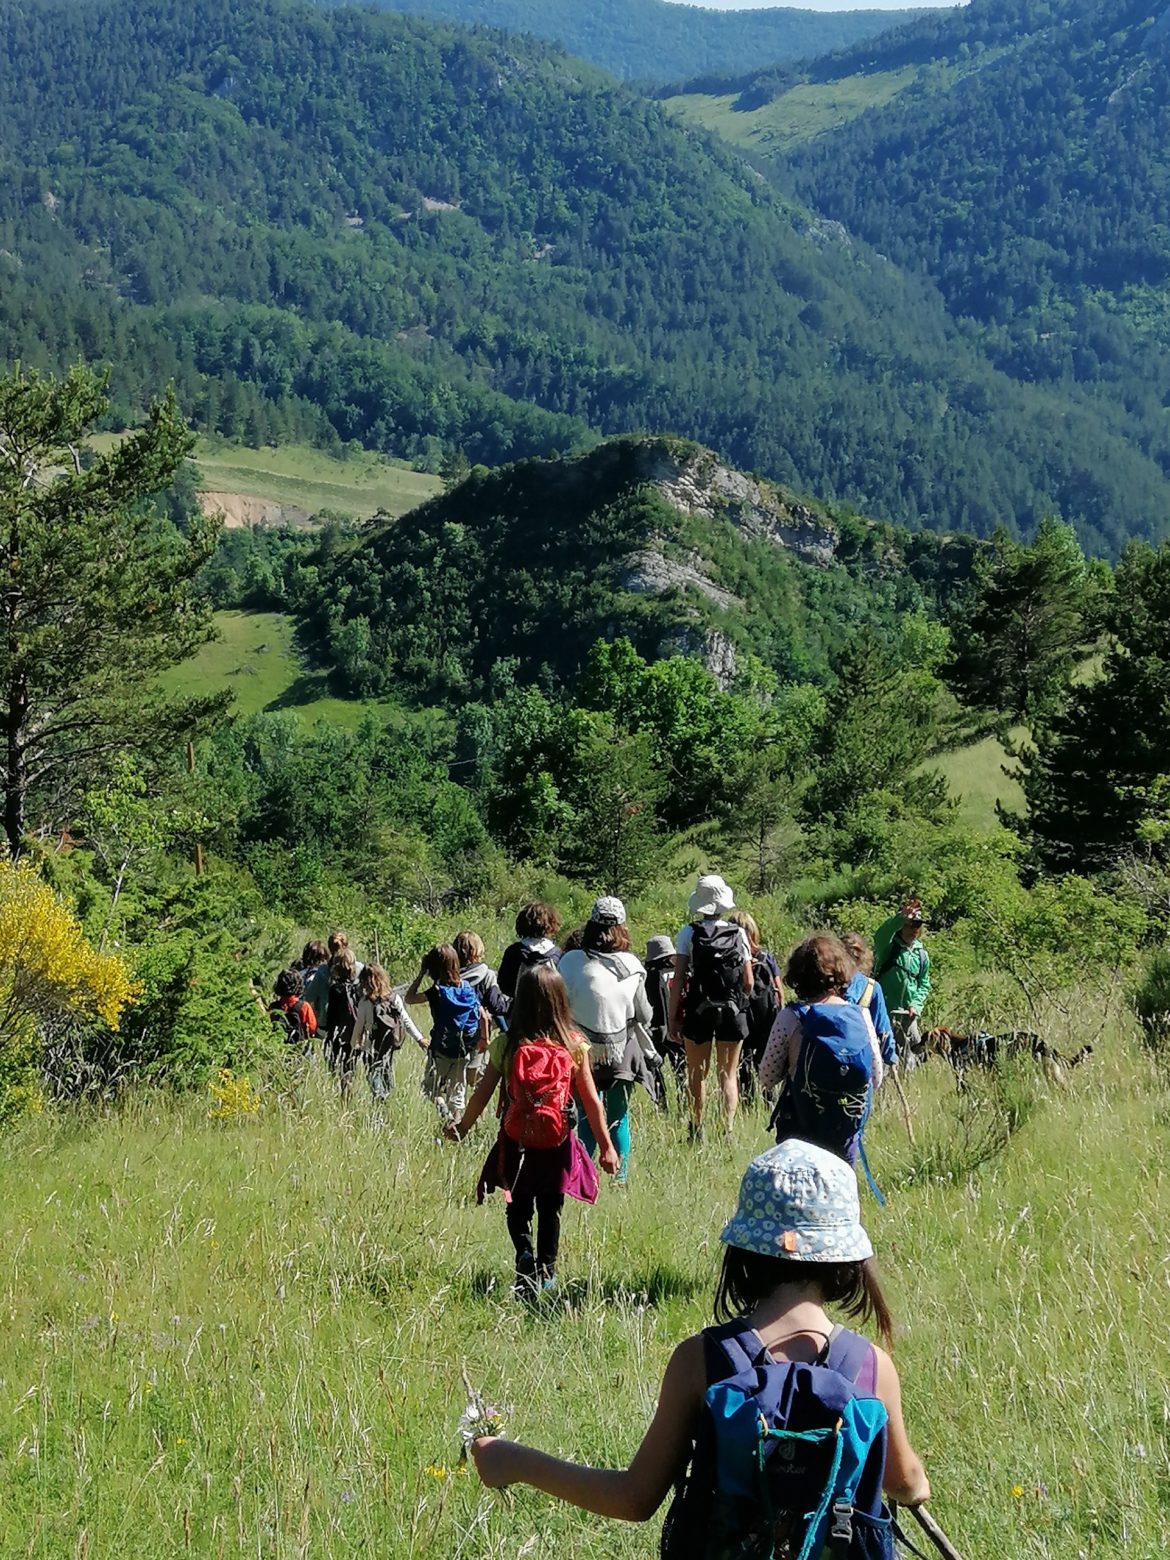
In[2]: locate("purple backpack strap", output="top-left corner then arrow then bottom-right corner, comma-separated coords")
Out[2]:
825,1325 -> 878,1396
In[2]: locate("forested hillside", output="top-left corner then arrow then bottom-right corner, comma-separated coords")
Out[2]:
2,0 -> 1170,551
678,0 -> 1170,527
342,0 -> 922,83
277,436 -> 978,700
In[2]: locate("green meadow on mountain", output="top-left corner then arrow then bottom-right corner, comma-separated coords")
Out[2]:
2,0 -> 1170,551
668,0 -> 1170,551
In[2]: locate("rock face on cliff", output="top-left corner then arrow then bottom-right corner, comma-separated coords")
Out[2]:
634,443 -> 839,566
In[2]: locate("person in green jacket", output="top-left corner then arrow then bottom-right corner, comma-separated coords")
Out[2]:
872,901 -> 930,1071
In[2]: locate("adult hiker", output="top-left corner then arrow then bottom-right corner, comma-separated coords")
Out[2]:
467,1137 -> 930,1549
727,909 -> 784,1104
558,896 -> 653,1184
406,944 -> 487,1119
872,902 -> 931,1072
668,873 -> 754,1139
294,940 -> 330,1035
350,961 -> 423,1102
325,948 -> 363,1094
759,935 -> 883,1173
444,963 -> 620,1298
842,932 -> 896,1068
497,902 -> 562,999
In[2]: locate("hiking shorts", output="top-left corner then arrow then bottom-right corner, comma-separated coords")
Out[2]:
683,1004 -> 749,1048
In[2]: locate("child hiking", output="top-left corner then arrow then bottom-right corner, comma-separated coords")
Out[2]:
268,968 -> 318,1054
325,947 -> 362,1094
760,935 -> 883,1172
445,964 -> 620,1297
726,909 -> 783,1104
843,932 -> 896,1069
350,961 -> 423,1101
669,873 -> 754,1139
497,901 -> 563,999
466,1137 -> 930,1553
407,944 -> 487,1118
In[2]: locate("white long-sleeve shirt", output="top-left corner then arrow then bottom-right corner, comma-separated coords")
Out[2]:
351,992 -> 423,1053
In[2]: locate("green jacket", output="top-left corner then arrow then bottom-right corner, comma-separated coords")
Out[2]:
873,914 -> 931,1016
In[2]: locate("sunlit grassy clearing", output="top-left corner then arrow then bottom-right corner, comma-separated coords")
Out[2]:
932,727 -> 1027,830
160,609 -> 401,729
88,435 -> 442,522
1,1006 -> 1167,1558
664,69 -> 918,153
194,441 -> 442,522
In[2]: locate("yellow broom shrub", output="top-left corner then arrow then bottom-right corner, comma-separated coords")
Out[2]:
0,859 -> 138,1040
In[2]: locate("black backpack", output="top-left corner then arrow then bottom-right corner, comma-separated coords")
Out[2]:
368,997 -> 406,1060
327,980 -> 360,1045
745,953 -> 779,1056
270,1000 -> 311,1050
689,922 -> 747,1010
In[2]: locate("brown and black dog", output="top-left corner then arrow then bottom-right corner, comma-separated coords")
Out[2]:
925,1027 -> 1093,1087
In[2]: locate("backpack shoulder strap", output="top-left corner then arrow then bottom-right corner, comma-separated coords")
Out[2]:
825,1326 -> 878,1396
702,1322 -> 763,1384
859,978 -> 875,1010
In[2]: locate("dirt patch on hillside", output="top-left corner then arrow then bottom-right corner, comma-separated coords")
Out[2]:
199,492 -> 312,529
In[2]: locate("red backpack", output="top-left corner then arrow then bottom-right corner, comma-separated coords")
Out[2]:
503,1039 -> 576,1150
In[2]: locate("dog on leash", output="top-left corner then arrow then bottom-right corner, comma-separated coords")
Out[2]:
925,1027 -> 1093,1087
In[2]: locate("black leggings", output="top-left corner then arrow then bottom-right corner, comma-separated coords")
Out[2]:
505,1184 -> 564,1279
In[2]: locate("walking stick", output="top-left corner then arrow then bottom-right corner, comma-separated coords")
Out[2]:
909,1505 -> 965,1560
890,1060 -> 915,1146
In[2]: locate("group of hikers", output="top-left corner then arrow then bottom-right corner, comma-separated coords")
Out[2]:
267,874 -> 937,1557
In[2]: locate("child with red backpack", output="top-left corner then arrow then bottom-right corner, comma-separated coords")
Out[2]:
465,1137 -> 930,1553
445,963 -> 620,1297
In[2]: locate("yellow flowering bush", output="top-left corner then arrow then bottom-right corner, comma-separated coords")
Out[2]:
207,1068 -> 261,1121
0,859 -> 138,1038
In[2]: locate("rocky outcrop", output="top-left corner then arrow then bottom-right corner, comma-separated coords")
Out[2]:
635,444 -> 838,566
620,549 -> 740,611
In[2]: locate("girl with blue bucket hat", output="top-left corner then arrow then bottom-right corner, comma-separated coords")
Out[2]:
466,1139 -> 931,1552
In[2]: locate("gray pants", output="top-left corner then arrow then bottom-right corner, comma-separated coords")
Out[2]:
893,1012 -> 924,1073
423,1052 -> 471,1116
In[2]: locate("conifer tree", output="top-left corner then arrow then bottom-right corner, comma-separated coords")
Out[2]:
0,364 -> 223,855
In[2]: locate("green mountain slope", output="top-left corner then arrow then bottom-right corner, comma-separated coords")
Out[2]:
2,0 -> 1169,551
763,0 -> 1170,496
337,0 -> 929,83
287,435 -> 978,698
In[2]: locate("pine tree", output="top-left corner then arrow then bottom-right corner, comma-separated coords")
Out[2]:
949,518 -> 1093,721
0,364 -> 224,854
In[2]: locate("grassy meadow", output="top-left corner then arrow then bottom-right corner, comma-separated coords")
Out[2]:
2,1001 -> 1167,1558
194,443 -> 442,524
160,610 -> 401,729
663,70 -> 919,155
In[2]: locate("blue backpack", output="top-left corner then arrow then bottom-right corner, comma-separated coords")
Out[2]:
660,1323 -> 894,1560
430,983 -> 482,1058
771,1003 -> 876,1170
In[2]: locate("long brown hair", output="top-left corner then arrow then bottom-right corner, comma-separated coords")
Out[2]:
422,944 -> 461,986
501,964 -> 580,1076
360,962 -> 392,1002
714,1247 -> 894,1351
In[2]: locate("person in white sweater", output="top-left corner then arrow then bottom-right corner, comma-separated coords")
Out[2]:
558,897 -> 651,1185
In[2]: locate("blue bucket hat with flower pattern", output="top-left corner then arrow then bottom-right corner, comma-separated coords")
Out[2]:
719,1139 -> 873,1263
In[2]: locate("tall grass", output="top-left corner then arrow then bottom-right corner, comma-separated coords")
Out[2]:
1,1004 -> 1167,1557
